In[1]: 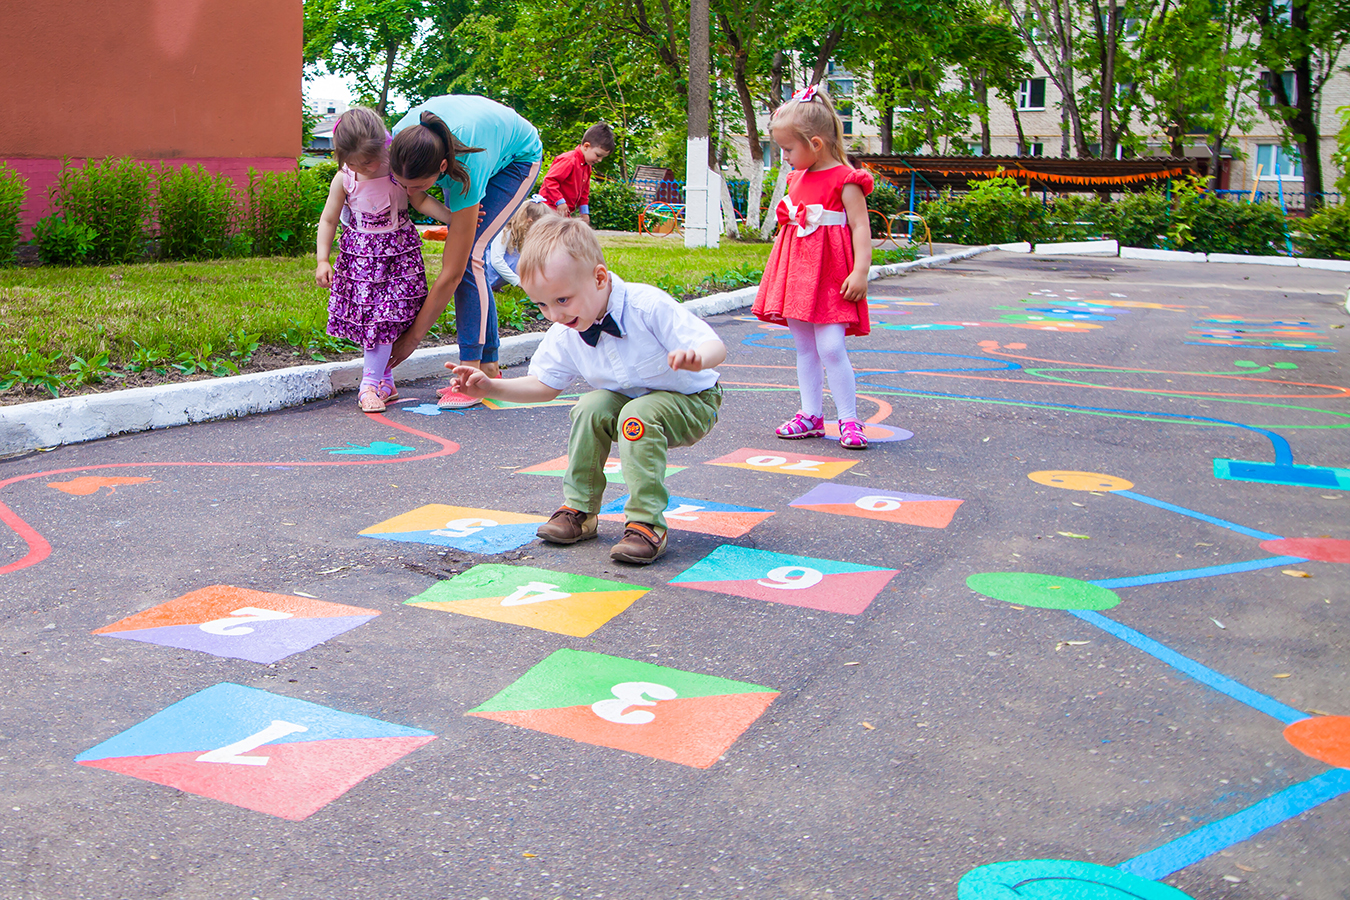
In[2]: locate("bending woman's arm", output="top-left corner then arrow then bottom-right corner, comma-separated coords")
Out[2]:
391,203 -> 481,366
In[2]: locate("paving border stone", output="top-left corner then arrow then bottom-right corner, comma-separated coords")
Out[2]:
0,246 -> 995,455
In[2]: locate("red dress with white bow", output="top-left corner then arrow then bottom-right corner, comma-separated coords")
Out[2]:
753,165 -> 874,335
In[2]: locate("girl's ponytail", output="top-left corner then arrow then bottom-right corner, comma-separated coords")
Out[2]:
770,85 -> 852,169
389,110 -> 484,195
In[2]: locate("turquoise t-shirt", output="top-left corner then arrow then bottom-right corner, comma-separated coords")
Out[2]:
392,95 -> 543,212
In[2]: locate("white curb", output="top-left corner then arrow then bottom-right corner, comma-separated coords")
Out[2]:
1120,247 -> 1206,262
1207,252 -> 1298,267
0,246 -> 992,454
1033,239 -> 1119,256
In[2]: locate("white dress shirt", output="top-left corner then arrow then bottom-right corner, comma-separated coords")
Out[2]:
528,274 -> 721,398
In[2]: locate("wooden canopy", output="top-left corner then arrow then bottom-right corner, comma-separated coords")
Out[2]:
857,154 -> 1209,193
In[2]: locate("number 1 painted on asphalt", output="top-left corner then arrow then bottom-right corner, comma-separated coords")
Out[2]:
196,720 -> 308,766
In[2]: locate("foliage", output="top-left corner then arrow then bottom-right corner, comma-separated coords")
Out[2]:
496,289 -> 542,331
873,244 -> 921,264
126,341 -> 172,374
156,165 -> 241,261
590,179 -> 643,232
0,339 -> 64,397
303,0 -> 438,115
1335,105 -> 1350,197
1294,202 -> 1350,260
283,319 -> 360,361
67,351 -> 117,386
1185,197 -> 1288,255
918,176 -> 1045,245
51,157 -> 154,264
0,164 -> 24,267
1104,189 -> 1171,249
33,215 -> 98,265
245,168 -> 327,257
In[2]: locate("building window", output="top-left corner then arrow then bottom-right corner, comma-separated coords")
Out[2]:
1255,144 -> 1302,179
968,143 -> 984,157
829,78 -> 855,97
1023,142 -> 1044,157
1259,71 -> 1297,106
1018,78 -> 1047,110
326,105 -> 336,114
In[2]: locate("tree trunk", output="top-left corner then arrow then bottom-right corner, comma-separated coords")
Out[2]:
1011,101 -> 1029,156
760,164 -> 788,239
809,26 -> 846,86
880,105 -> 894,154
720,172 -> 740,237
975,70 -> 990,155
377,42 -> 398,116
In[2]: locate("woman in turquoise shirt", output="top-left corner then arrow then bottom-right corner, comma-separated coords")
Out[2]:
389,96 -> 543,407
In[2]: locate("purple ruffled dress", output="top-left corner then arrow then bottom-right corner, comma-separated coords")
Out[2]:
327,164 -> 428,349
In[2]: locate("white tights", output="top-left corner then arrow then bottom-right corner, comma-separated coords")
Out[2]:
787,319 -> 857,421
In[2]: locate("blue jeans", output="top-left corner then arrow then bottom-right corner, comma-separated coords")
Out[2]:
455,158 -> 541,363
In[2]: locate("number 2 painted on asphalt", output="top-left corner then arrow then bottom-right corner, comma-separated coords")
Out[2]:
591,682 -> 678,725
196,719 -> 307,766
500,581 -> 572,606
199,607 -> 293,636
756,566 -> 824,590
432,517 -> 498,537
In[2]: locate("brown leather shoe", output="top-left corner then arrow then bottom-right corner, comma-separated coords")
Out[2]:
536,506 -> 598,544
610,522 -> 667,564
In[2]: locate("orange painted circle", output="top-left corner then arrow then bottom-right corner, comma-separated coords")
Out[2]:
1027,470 -> 1134,492
1259,537 -> 1350,563
622,417 -> 645,441
1284,716 -> 1350,768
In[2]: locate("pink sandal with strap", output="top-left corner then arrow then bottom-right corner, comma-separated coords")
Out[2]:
838,418 -> 868,449
775,411 -> 825,439
358,386 -> 386,413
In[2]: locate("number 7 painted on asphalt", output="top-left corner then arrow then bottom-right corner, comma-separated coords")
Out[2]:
196,720 -> 308,766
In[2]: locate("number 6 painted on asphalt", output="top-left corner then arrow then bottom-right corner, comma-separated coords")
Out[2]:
756,566 -> 824,590
854,495 -> 903,512
591,682 -> 677,724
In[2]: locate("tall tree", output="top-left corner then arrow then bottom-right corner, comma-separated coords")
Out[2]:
1241,0 -> 1350,208
303,0 -> 429,116
1000,0 -> 1092,156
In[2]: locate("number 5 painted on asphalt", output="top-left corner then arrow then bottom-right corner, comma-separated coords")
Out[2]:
756,566 -> 824,590
196,720 -> 307,766
591,682 -> 677,724
199,607 -> 293,636
432,517 -> 498,537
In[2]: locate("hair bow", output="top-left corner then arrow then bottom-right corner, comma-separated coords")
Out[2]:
527,193 -> 548,204
791,84 -> 819,103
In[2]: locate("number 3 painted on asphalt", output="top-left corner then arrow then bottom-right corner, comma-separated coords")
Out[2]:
756,566 -> 824,590
199,607 -> 293,636
591,682 -> 678,724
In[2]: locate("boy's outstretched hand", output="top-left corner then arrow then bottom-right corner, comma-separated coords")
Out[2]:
447,364 -> 491,399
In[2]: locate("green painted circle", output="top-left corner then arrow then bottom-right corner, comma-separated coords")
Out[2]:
967,572 -> 1120,611
958,860 -> 1196,899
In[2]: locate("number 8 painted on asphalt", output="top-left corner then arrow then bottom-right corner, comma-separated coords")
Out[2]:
756,566 -> 824,590
591,682 -> 677,724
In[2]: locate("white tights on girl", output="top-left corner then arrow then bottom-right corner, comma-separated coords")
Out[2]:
787,319 -> 857,421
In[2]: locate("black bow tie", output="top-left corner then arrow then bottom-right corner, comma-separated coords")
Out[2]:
579,313 -> 622,347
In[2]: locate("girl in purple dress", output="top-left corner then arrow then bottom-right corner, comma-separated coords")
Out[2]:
315,107 -> 453,412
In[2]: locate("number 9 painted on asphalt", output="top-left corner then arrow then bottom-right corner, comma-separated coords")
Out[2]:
756,566 -> 824,590
854,495 -> 903,512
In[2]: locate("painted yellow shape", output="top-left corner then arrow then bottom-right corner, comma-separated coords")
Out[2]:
360,504 -> 547,535
408,589 -> 648,637
1028,470 -> 1134,492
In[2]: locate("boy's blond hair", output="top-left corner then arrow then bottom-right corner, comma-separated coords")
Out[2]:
517,217 -> 605,283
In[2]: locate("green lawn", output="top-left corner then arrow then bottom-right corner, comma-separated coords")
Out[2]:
0,234 -> 775,372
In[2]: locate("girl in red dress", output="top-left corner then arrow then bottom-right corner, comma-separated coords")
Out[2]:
752,86 -> 874,449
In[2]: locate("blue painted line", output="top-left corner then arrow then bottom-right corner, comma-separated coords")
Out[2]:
1117,769 -> 1350,879
1111,490 -> 1284,541
1092,556 -> 1306,589
842,380 -> 1297,466
1068,610 -> 1309,725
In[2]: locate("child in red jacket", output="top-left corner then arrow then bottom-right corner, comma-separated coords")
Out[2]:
540,123 -> 615,225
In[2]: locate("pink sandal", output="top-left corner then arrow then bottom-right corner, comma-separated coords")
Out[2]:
377,380 -> 398,402
838,419 -> 868,449
358,386 -> 386,413
775,411 -> 825,439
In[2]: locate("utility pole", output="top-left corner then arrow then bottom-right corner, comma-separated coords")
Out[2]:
684,0 -> 722,247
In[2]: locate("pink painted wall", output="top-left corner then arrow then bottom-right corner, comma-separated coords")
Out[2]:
1,1 -> 301,235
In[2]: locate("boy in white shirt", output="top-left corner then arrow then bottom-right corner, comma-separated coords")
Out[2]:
447,217 -> 725,564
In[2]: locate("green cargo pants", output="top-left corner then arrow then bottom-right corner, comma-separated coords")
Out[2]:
563,385 -> 722,529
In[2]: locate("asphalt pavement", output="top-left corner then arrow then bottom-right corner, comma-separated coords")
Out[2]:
1,251 -> 1347,900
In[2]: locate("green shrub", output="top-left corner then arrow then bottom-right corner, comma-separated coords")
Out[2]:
918,176 -> 1046,245
0,164 -> 24,266
590,178 -> 643,232
1044,195 -> 1111,241
156,164 -> 240,260
52,157 -> 154,264
869,178 -> 902,217
33,215 -> 98,265
1295,203 -> 1350,260
1187,197 -> 1289,255
1107,189 -> 1171,249
245,167 -> 327,257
